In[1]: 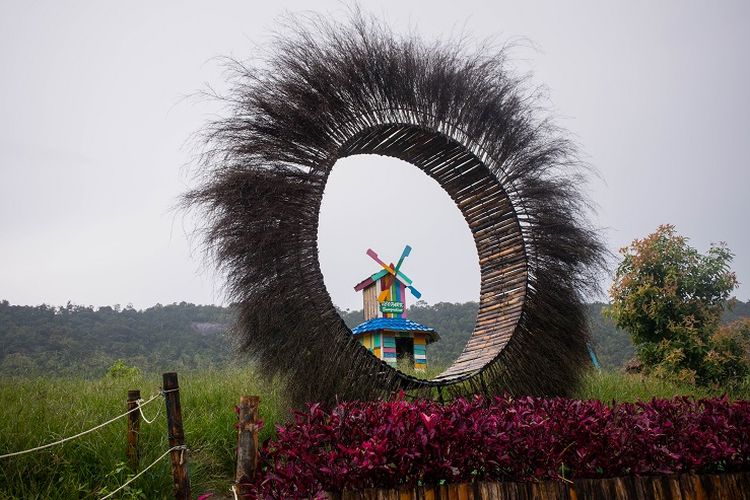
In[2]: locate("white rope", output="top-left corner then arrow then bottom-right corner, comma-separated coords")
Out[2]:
0,392 -> 162,459
136,398 -> 162,424
231,484 -> 240,500
98,445 -> 186,500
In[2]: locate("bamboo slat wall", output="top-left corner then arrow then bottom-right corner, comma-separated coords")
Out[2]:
327,472 -> 750,500
340,123 -> 526,383
363,285 -> 379,321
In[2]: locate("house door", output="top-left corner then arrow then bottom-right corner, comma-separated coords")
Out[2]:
395,337 -> 414,368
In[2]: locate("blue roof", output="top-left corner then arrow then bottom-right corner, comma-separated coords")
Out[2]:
351,317 -> 438,339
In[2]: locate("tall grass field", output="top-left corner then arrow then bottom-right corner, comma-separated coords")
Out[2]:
1,367 -> 748,499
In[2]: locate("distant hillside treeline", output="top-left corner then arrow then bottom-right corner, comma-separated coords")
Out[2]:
1,299 -> 748,377
0,301 -> 233,377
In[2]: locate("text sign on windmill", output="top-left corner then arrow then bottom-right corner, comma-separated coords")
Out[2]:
380,301 -> 404,314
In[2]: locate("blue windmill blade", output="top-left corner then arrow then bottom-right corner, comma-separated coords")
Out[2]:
367,248 -> 412,284
394,245 -> 412,274
393,273 -> 421,299
392,261 -> 421,299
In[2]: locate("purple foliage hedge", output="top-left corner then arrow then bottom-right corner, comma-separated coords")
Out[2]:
247,395 -> 750,498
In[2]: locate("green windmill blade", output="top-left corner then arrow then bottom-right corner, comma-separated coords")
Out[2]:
369,269 -> 390,281
366,248 -> 413,285
366,246 -> 421,299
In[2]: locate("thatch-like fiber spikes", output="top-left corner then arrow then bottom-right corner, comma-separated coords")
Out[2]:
184,12 -> 607,405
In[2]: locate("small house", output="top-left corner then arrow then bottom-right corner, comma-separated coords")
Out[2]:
350,246 -> 439,371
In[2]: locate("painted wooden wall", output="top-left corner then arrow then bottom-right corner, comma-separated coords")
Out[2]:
363,284 -> 379,321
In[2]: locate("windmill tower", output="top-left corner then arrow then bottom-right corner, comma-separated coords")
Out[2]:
351,245 -> 439,371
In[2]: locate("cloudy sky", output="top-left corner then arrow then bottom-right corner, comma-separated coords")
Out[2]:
1,1 -> 748,311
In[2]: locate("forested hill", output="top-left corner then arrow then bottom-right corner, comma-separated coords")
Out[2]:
0,301 -> 233,377
1,299 -> 748,377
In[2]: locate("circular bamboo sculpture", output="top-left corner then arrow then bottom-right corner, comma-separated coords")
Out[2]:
185,14 -> 606,404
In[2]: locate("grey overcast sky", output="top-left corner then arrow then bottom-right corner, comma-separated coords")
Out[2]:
1,1 -> 748,311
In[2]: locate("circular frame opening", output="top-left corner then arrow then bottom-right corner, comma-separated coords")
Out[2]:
316,119 -> 528,385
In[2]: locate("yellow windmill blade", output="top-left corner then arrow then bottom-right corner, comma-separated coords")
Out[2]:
377,274 -> 393,302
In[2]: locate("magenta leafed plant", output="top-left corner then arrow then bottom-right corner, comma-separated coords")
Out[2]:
247,396 -> 750,498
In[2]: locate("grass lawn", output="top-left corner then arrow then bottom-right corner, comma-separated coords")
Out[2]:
0,367 -> 747,499
0,366 -> 287,499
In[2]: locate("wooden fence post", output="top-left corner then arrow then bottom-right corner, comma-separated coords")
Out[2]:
235,395 -> 260,494
126,389 -> 141,470
163,372 -> 190,500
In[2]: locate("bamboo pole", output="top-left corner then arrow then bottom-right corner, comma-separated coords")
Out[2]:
235,395 -> 260,495
126,389 -> 141,470
163,372 -> 190,500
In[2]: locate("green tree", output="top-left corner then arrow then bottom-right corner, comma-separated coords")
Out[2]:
607,224 -> 743,386
105,359 -> 141,379
708,318 -> 750,383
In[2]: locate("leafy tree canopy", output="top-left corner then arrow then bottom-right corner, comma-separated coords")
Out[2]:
607,224 -> 746,385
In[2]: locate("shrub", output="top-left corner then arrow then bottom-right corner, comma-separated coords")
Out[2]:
607,224 -> 743,386
105,359 -> 141,379
247,395 -> 750,498
707,318 -> 750,383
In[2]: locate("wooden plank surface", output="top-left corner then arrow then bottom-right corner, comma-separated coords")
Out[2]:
326,472 -> 750,499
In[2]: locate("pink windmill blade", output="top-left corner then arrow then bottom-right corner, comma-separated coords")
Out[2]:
366,248 -> 412,284
366,247 -> 421,299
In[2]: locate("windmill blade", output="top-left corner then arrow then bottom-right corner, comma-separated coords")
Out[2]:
392,273 -> 420,299
369,269 -> 389,281
377,274 -> 394,302
393,268 -> 413,285
394,245 -> 412,274
366,248 -> 413,284
366,248 -> 391,272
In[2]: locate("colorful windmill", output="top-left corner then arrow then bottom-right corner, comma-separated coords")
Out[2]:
351,245 -> 438,371
354,245 -> 421,318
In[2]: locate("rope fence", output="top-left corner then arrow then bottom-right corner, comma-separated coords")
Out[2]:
1,372 -> 191,499
136,396 -> 163,424
98,445 -> 187,500
0,392 -> 162,460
